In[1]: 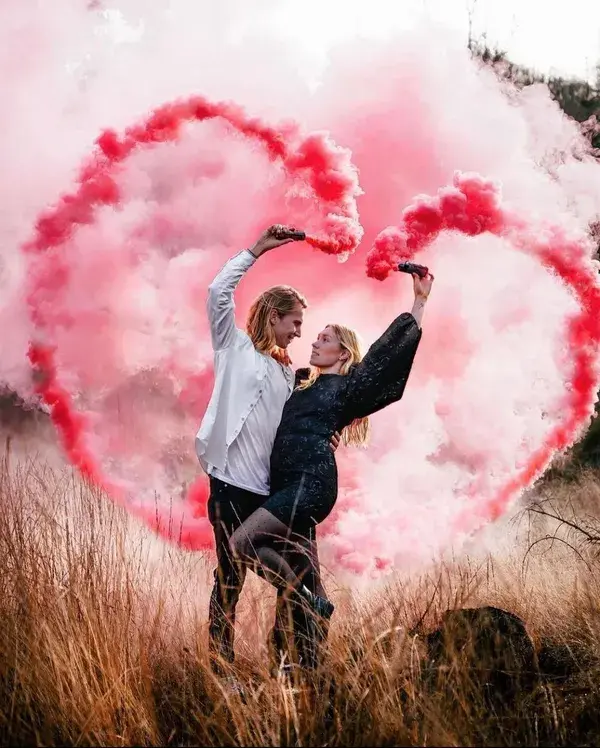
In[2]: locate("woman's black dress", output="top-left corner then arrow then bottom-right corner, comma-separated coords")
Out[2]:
260,312 -> 422,531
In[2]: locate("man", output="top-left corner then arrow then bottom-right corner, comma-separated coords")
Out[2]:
196,224 -> 336,678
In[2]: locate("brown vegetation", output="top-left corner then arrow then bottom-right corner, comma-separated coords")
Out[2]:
2,447 -> 600,746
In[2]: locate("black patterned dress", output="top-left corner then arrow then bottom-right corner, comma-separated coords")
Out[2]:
260,312 -> 422,531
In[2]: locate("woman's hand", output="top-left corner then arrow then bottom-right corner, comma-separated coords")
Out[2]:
413,271 -> 434,300
329,431 -> 341,452
410,271 -> 433,328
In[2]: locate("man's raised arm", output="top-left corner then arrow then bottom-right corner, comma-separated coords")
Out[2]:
207,250 -> 257,351
206,224 -> 305,351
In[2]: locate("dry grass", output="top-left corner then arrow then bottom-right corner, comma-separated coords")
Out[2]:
1,446 -> 600,746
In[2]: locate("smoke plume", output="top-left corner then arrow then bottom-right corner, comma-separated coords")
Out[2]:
2,1 -> 600,579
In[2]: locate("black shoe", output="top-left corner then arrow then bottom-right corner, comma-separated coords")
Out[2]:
299,586 -> 335,619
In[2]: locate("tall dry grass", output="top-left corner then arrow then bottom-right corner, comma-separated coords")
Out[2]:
1,446 -> 600,746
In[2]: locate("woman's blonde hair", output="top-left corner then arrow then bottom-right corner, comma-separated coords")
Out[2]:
297,324 -> 370,447
246,285 -> 307,365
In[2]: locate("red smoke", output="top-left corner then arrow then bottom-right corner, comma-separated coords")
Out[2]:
2,3 -> 600,579
24,96 -> 362,263
367,171 -> 600,531
29,340 -> 213,549
23,94 -> 363,549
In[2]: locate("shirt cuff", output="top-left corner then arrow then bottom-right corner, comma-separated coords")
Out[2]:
243,248 -> 258,264
222,248 -> 257,274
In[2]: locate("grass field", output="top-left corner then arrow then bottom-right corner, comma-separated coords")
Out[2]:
1,437 -> 600,746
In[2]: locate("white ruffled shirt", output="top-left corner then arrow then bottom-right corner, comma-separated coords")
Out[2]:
195,250 -> 294,495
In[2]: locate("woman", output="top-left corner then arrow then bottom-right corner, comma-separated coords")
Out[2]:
228,270 -> 433,621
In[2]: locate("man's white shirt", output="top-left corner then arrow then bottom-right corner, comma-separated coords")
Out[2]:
195,250 -> 295,495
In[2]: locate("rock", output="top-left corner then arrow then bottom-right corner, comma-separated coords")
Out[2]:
538,642 -> 587,683
421,606 -> 539,708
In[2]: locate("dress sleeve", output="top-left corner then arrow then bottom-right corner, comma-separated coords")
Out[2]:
341,312 -> 422,422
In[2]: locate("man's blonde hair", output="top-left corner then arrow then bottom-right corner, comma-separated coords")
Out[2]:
246,285 -> 307,364
297,324 -> 370,446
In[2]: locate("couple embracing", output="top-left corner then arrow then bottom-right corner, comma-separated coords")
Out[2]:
196,224 -> 433,679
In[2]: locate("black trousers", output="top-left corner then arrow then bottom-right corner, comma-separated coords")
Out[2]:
207,476 -> 324,672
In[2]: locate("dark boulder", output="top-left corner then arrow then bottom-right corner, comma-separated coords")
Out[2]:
538,641 -> 588,684
421,606 -> 539,708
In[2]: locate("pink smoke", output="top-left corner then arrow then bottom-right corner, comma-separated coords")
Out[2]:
24,94 -> 362,548
2,2 -> 600,579
366,171 -> 600,530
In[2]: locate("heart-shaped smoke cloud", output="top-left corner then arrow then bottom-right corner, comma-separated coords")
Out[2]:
2,0 -> 600,579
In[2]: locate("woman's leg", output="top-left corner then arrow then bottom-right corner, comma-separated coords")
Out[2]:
269,528 -> 328,669
228,507 -> 308,594
230,474 -> 335,624
229,474 -> 336,670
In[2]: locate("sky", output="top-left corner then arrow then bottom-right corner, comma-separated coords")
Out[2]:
262,0 -> 600,85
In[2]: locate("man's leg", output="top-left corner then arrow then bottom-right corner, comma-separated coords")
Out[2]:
207,478 -> 263,674
208,528 -> 246,672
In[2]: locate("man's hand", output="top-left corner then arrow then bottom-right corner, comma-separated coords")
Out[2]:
413,271 -> 434,300
330,431 -> 341,452
249,224 -> 305,258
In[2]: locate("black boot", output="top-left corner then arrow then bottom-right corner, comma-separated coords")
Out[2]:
297,585 -> 334,669
299,585 -> 335,619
